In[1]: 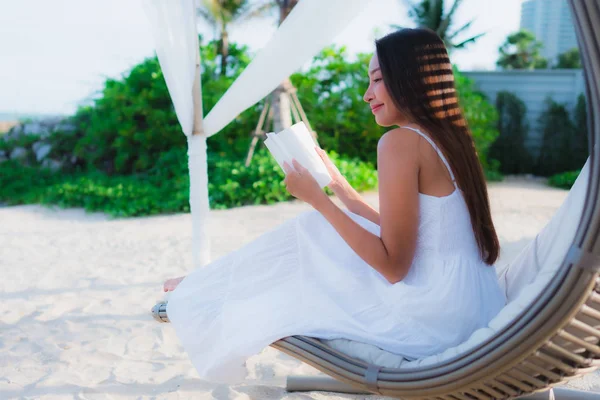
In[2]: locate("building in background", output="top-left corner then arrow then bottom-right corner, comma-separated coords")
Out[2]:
520,0 -> 578,65
464,69 -> 584,155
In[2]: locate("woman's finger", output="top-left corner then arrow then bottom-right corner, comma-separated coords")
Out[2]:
292,159 -> 305,172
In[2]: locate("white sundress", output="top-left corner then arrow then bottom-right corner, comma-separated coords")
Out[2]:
166,126 -> 506,383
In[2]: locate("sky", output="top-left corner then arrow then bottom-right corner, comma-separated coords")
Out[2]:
0,0 -> 523,116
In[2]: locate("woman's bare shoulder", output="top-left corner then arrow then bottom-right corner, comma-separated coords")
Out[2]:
377,126 -> 422,154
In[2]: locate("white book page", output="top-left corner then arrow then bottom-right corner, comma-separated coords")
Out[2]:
270,132 -> 294,167
264,135 -> 286,171
263,122 -> 333,188
278,123 -> 332,188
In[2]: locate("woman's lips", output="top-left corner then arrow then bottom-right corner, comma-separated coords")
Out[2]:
371,104 -> 384,113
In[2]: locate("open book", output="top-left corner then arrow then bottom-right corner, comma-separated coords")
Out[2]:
263,122 -> 332,189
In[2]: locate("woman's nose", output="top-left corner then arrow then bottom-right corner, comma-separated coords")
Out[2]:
363,87 -> 373,103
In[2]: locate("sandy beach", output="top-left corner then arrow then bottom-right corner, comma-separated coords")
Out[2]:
2,177 -> 599,399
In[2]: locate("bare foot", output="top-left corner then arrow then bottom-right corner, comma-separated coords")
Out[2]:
163,276 -> 185,292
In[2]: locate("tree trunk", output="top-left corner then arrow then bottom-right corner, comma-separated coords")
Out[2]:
271,83 -> 293,132
278,0 -> 299,24
220,27 -> 229,76
271,0 -> 300,132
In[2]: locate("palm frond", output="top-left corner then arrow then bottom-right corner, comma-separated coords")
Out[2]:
398,0 -> 484,50
447,19 -> 474,40
197,7 -> 218,27
402,0 -> 427,27
445,0 -> 463,21
237,1 -> 277,23
452,32 -> 485,49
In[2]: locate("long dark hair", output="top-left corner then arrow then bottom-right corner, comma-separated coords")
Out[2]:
375,28 -> 500,265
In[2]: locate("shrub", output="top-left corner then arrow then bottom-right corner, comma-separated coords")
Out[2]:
484,159 -> 504,182
70,39 -> 257,175
548,169 -> 581,189
0,149 -> 377,216
573,94 -> 589,166
537,97 -> 587,176
488,91 -> 533,174
453,68 -> 500,173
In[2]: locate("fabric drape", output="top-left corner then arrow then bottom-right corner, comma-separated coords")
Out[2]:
144,0 -> 211,267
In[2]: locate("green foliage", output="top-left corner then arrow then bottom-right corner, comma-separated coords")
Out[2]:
536,96 -> 588,176
0,149 -> 377,217
453,68 -> 500,172
573,94 -> 589,166
548,169 -> 580,189
68,39 -> 258,175
71,56 -> 184,174
0,160 -> 61,204
488,91 -> 533,174
554,48 -> 582,69
0,160 -> 189,217
497,29 -> 548,70
484,159 -> 504,182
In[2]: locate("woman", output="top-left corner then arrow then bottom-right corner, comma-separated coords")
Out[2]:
162,28 -> 506,383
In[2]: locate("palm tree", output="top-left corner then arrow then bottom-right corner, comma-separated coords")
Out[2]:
394,0 -> 485,50
197,0 -> 274,76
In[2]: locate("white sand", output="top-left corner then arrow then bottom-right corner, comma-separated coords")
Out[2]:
1,177 -> 599,399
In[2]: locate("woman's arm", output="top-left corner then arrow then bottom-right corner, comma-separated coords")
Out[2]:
330,180 -> 380,226
312,128 -> 420,284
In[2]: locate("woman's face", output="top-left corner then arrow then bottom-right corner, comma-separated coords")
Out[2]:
363,53 -> 403,127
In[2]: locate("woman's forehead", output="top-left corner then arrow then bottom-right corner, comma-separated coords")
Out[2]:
369,54 -> 380,73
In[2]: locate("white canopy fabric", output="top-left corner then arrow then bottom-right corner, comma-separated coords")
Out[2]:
203,0 -> 369,137
143,0 -> 198,137
143,0 -> 370,268
144,0 -> 211,268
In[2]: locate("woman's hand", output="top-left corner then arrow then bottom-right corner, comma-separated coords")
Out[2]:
283,159 -> 328,208
315,147 -> 347,191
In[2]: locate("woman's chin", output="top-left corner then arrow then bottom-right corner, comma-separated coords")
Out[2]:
374,115 -> 394,127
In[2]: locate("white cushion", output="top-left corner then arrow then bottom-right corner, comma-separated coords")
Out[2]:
322,159 -> 590,368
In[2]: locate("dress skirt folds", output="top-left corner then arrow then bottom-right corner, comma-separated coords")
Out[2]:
167,201 -> 505,383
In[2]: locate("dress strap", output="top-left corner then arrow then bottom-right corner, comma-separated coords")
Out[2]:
400,126 -> 458,189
